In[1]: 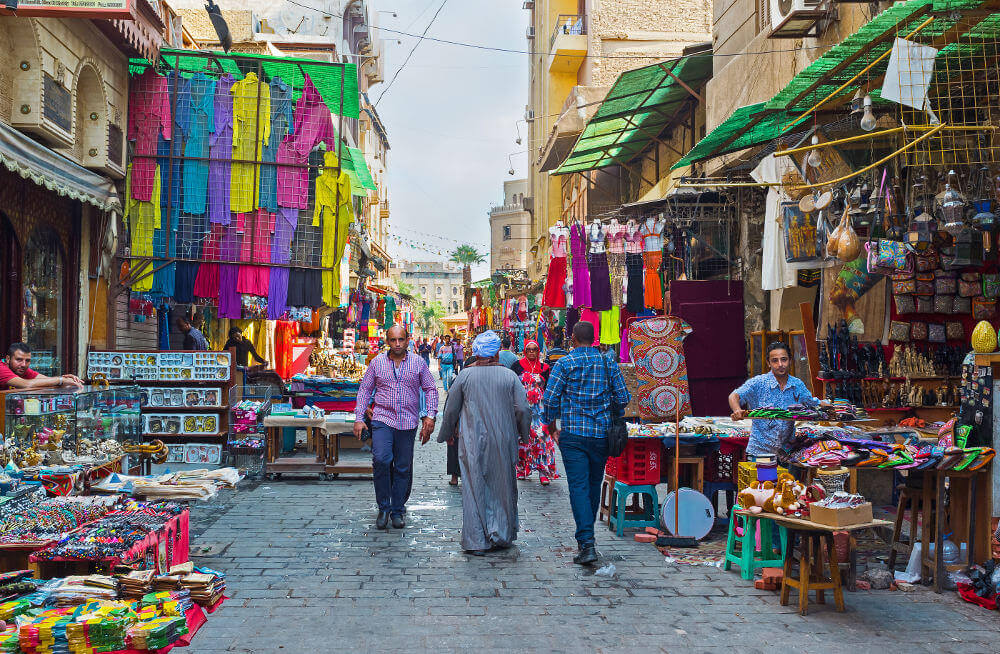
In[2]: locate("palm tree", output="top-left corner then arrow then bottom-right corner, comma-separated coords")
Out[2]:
417,300 -> 447,334
449,244 -> 486,289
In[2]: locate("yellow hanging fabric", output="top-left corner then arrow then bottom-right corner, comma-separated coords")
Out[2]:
313,151 -> 353,307
230,72 -> 271,213
124,163 -> 160,292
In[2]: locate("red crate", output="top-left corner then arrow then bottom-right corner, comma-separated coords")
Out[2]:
614,438 -> 662,485
605,455 -> 618,477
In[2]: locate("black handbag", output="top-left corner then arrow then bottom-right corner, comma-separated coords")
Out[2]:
602,355 -> 628,457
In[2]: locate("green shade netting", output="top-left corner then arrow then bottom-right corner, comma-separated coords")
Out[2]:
347,147 -> 378,190
338,148 -> 367,197
553,54 -> 713,174
129,48 -> 359,118
673,0 -> 992,168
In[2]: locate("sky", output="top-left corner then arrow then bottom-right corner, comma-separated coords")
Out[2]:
373,0 -> 529,280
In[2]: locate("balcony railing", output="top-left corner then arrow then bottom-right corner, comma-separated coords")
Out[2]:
551,14 -> 586,49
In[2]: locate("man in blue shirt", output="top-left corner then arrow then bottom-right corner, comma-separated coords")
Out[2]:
498,336 -> 519,369
729,341 -> 824,457
544,321 -> 630,566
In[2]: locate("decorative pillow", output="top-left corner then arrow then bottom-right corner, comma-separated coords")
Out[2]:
959,279 -> 981,297
973,297 -> 997,321
916,296 -> 935,313
928,323 -> 946,343
894,295 -> 916,315
934,273 -> 958,295
915,279 -> 935,296
911,321 -> 928,340
953,296 -> 972,313
946,321 -> 965,341
934,295 -> 954,314
875,239 -> 913,272
983,273 -> 1000,299
914,249 -> 940,272
961,272 -> 982,283
889,321 -> 910,342
893,278 -> 917,295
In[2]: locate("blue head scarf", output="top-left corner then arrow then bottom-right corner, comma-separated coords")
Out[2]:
472,330 -> 502,358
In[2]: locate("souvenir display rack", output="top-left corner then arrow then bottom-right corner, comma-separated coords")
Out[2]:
225,386 -> 273,479
86,351 -> 235,455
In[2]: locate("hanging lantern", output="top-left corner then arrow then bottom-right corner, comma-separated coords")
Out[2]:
973,199 -> 996,252
939,184 -> 967,237
907,211 -> 936,250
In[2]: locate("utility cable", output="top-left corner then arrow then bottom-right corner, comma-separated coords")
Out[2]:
375,0 -> 449,106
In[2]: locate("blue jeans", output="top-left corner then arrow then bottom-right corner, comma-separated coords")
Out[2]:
558,433 -> 608,548
371,421 -> 417,516
441,364 -> 455,391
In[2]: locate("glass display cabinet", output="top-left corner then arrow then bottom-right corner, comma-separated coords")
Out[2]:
4,385 -> 142,454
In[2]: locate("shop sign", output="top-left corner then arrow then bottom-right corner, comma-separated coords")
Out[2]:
0,0 -> 132,18
42,73 -> 72,134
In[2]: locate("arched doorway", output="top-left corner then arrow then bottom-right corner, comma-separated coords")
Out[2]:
0,213 -> 21,351
21,227 -> 64,374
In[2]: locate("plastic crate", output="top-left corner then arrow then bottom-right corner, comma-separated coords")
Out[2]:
612,438 -> 662,485
605,455 -> 617,477
737,461 -> 789,491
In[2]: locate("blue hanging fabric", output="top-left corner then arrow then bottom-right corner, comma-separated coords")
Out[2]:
157,303 -> 171,350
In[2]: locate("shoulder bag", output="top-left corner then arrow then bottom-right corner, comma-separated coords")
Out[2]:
601,355 -> 628,457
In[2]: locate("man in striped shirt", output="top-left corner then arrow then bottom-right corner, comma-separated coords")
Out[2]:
354,325 -> 439,530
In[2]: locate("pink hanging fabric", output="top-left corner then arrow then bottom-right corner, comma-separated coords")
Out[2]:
127,70 -> 172,201
276,75 -> 337,209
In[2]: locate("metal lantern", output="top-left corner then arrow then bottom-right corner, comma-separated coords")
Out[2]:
973,199 -> 996,252
907,211 -> 937,250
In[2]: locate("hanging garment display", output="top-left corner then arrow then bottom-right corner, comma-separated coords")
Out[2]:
230,72 -> 270,214
628,316 -> 693,421
641,216 -> 665,310
182,73 -> 216,215
607,218 -> 626,305
124,163 -> 160,292
588,222 -> 612,311
217,222 -> 242,319
625,253 -> 645,313
174,262 -> 198,303
267,207 -> 298,319
259,76 -> 294,212
127,69 -> 172,202
152,72 -> 189,298
314,151 -> 353,307
570,222 -> 591,308
542,225 -> 568,308
287,269 -> 323,308
277,75 -> 337,210
208,74 -> 235,225
236,209 -> 274,296
751,153 -> 798,291
600,307 -> 621,346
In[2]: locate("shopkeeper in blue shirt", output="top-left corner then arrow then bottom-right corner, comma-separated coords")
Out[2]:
728,341 -> 826,457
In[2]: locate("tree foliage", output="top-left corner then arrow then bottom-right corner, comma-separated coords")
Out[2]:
448,245 -> 486,266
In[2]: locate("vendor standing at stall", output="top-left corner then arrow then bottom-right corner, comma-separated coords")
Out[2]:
729,342 -> 824,457
0,343 -> 84,390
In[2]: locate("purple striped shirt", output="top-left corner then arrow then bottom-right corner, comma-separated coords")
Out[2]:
354,352 -> 439,430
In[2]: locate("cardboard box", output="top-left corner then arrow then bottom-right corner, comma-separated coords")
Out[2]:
809,502 -> 873,527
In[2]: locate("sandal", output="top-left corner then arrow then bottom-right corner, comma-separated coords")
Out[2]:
965,448 -> 995,471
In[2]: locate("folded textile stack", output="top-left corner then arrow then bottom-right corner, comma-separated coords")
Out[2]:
140,589 -> 193,614
17,601 -> 134,654
48,576 -> 118,606
0,597 -> 31,621
0,625 -> 16,653
131,479 -> 217,501
117,570 -> 154,600
179,572 -> 226,607
126,614 -> 188,651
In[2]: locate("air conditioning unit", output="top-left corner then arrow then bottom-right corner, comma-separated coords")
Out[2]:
524,108 -> 535,122
526,26 -> 535,39
769,0 -> 826,38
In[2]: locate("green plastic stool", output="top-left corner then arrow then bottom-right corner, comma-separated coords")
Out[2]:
609,481 -> 659,537
723,511 -> 788,580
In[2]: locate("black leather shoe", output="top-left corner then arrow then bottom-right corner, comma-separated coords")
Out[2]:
375,511 -> 389,530
391,514 -> 405,529
573,545 -> 599,566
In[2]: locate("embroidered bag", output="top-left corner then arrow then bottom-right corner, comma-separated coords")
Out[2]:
875,239 -> 913,272
973,297 -> 997,320
983,273 -> 1000,299
894,295 -> 915,315
928,323 -> 946,343
889,321 -> 910,342
914,273 -> 935,296
946,321 -> 965,340
914,249 -> 940,272
953,296 -> 972,313
934,295 -> 954,314
934,271 -> 958,295
911,321 -> 928,340
893,278 -> 917,295
917,296 -> 934,313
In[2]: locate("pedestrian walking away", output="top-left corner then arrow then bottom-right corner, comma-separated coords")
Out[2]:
511,339 -> 557,484
543,321 -> 630,566
437,334 -> 457,391
354,325 -> 439,530
498,335 -> 519,369
438,330 -> 531,555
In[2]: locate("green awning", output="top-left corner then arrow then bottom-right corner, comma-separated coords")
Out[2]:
672,0 -> 990,169
553,54 -> 712,175
339,149 -> 366,197
130,49 -> 360,118
347,146 -> 378,191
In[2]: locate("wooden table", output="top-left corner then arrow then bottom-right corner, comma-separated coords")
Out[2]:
735,510 -> 892,615
262,415 -> 328,478
919,467 -> 992,592
323,417 -> 373,477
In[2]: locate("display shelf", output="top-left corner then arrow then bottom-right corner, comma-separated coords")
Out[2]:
821,376 -> 961,382
864,405 -> 960,412
139,406 -> 228,412
144,433 -> 226,439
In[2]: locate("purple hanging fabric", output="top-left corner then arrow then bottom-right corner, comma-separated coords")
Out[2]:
217,219 -> 241,318
208,74 -> 235,225
267,207 -> 297,319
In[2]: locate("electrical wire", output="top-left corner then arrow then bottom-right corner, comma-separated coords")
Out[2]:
375,0 -> 449,107
283,0 -> 830,61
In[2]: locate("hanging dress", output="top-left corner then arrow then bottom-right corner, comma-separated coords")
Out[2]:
587,225 -> 612,311
541,228 -> 568,308
606,221 -> 627,305
624,226 -> 645,313
642,219 -> 665,310
570,222 -> 591,308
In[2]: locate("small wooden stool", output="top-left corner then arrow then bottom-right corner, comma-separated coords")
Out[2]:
780,530 -> 845,616
667,455 -> 704,493
598,473 -> 615,523
724,512 -> 787,580
609,481 -> 659,537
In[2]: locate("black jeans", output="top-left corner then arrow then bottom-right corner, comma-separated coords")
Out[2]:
558,433 -> 608,548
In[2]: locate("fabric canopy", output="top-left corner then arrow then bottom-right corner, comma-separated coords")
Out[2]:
672,0 -> 990,168
130,48 -> 360,119
346,146 -> 378,190
553,53 -> 712,175
0,121 -> 121,212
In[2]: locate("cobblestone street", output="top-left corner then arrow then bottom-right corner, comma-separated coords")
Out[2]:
189,401 -> 1000,654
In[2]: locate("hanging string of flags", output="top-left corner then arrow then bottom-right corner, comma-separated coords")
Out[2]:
388,234 -> 452,257
394,225 -> 489,250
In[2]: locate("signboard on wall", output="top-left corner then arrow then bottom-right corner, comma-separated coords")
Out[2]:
0,0 -> 132,19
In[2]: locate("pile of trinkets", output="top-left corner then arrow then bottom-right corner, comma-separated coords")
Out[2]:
0,496 -> 118,544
